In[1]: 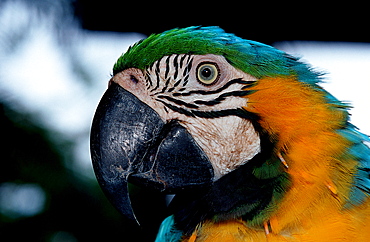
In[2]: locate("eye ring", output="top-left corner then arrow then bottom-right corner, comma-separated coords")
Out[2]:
196,62 -> 220,85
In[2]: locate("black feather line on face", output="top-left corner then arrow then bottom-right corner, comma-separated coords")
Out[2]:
156,99 -> 260,121
193,90 -> 255,106
157,96 -> 199,109
173,54 -> 179,80
164,55 -> 171,79
172,78 -> 251,97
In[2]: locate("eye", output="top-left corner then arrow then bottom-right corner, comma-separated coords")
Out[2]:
196,62 -> 220,85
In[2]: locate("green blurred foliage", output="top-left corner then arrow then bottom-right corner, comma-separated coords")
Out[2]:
0,103 -> 166,241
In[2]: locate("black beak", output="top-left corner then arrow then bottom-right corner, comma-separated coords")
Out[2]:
90,83 -> 214,222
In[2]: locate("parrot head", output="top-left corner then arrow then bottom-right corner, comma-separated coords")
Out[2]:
90,26 -> 370,237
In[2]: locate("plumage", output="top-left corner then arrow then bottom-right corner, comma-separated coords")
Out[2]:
91,26 -> 370,241
113,26 -> 319,83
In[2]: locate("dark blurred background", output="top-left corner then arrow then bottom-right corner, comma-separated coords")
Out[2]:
74,0 -> 369,44
0,0 -> 368,241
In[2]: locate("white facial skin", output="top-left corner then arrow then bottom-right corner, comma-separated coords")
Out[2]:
111,54 -> 261,179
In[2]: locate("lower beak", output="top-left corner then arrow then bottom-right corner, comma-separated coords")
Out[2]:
90,83 -> 214,222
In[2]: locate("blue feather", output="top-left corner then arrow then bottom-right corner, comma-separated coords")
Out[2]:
337,126 -> 370,206
155,215 -> 183,242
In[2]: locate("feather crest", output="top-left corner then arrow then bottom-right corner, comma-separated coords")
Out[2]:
113,26 -> 321,86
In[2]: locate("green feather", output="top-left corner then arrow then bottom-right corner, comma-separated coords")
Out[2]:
113,26 -> 321,85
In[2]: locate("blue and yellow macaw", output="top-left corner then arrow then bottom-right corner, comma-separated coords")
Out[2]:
90,26 -> 370,241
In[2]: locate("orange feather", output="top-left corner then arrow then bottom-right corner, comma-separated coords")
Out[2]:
184,76 -> 370,241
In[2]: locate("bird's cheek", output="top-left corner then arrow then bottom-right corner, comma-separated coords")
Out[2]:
111,69 -> 178,123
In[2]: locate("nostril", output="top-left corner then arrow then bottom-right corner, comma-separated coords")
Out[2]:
130,75 -> 139,84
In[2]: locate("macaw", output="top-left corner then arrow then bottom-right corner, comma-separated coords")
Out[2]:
90,26 -> 370,241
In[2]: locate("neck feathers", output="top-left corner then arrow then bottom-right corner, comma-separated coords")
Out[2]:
245,76 -> 370,233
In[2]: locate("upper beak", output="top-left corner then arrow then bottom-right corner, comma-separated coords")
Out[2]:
90,83 -> 214,222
